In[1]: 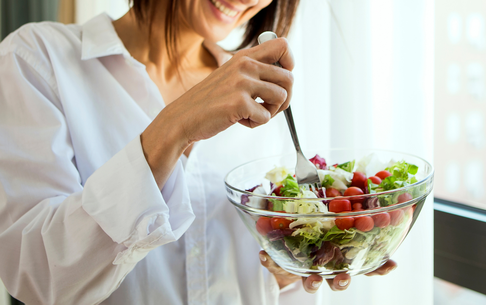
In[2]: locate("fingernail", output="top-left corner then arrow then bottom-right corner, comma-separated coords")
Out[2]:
259,254 -> 267,262
387,266 -> 397,273
312,281 -> 322,288
338,280 -> 349,287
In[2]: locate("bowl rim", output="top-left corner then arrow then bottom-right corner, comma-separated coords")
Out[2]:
224,148 -> 434,217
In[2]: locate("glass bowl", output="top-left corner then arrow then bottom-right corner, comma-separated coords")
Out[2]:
225,149 -> 434,278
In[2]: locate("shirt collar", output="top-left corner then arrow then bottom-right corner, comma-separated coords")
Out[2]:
81,13 -> 130,60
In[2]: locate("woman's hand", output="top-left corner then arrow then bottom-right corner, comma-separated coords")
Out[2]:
141,38 -> 294,188
163,37 -> 294,143
259,250 -> 398,293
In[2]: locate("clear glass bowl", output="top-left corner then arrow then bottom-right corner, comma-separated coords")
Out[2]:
225,149 -> 434,278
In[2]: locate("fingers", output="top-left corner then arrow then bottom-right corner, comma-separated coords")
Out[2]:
256,64 -> 293,115
325,273 -> 351,291
365,260 -> 397,277
259,251 -> 299,278
237,96 -> 271,129
249,80 -> 288,117
259,251 -> 301,290
246,38 -> 295,71
234,58 -> 293,117
302,274 -> 324,293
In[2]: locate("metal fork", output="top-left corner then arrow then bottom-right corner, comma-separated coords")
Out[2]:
257,31 -> 322,193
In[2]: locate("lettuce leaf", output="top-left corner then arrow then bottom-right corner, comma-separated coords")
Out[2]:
281,174 -> 300,197
323,225 -> 380,245
321,174 -> 335,188
337,160 -> 356,172
376,160 -> 419,192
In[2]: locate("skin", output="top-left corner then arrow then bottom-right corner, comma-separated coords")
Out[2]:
113,0 -> 396,293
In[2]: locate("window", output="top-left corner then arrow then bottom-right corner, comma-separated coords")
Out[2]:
434,0 -> 486,301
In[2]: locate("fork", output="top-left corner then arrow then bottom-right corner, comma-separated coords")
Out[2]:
257,31 -> 322,193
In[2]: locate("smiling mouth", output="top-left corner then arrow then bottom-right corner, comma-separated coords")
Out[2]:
209,0 -> 239,17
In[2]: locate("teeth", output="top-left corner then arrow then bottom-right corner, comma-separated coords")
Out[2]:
210,0 -> 238,17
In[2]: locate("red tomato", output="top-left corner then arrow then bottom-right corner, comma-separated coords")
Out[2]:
389,209 -> 405,226
375,170 -> 392,180
344,186 -> 364,196
371,213 -> 391,228
271,217 -> 293,230
352,203 -> 363,211
335,217 -> 355,230
397,193 -> 413,203
329,199 -> 352,213
273,185 -> 283,196
256,217 -> 273,236
326,188 -> 342,198
368,176 -> 382,185
344,186 -> 364,204
355,216 -> 374,232
351,172 -> 367,189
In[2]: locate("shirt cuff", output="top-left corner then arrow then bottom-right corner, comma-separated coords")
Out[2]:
82,136 -> 195,264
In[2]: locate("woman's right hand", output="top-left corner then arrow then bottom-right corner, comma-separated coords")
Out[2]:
141,38 -> 295,188
167,37 -> 294,142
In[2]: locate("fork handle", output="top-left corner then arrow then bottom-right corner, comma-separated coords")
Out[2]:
283,106 -> 303,154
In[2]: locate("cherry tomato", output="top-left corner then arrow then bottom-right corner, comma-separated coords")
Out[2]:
368,176 -> 382,185
371,213 -> 391,228
389,209 -> 405,226
256,217 -> 273,236
375,170 -> 392,180
335,217 -> 355,230
344,186 -> 364,196
344,186 -> 364,204
355,216 -> 374,232
352,203 -> 363,211
351,172 -> 367,189
397,193 -> 413,203
329,199 -> 352,213
326,188 -> 341,198
271,217 -> 293,230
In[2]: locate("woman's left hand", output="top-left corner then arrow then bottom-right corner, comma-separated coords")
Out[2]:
259,250 -> 397,293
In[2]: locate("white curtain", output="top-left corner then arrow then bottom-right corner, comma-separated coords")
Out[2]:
75,0 -> 434,304
280,1 -> 434,304
75,0 -> 129,24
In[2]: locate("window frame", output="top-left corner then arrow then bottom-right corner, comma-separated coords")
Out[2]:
434,197 -> 486,296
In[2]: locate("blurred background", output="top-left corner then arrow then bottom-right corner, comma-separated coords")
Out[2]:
0,0 -> 485,304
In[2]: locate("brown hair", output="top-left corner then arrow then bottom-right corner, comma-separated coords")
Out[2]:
129,0 -> 300,64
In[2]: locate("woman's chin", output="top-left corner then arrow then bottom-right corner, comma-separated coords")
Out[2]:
200,28 -> 234,44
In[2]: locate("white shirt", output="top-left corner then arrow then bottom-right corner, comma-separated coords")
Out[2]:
0,13 -> 300,305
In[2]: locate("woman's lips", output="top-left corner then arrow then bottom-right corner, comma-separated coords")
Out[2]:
208,0 -> 241,21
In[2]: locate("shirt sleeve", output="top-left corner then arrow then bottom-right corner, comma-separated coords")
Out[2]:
0,42 -> 195,304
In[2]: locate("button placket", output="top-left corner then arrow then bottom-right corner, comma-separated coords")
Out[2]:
184,154 -> 208,305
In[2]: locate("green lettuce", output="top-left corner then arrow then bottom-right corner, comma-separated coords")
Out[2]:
336,160 -> 355,172
281,174 -> 300,197
321,174 -> 335,188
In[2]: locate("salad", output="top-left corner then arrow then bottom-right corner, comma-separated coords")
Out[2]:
241,154 -> 423,273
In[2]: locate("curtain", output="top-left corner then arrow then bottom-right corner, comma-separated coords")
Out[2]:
58,0 -> 75,24
1,0 -> 59,40
75,0 -> 129,24
279,0 -> 435,304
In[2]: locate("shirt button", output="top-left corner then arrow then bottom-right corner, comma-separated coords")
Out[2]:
190,246 -> 200,256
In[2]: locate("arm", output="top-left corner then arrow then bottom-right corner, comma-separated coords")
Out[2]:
0,34 -> 295,303
0,50 -> 195,304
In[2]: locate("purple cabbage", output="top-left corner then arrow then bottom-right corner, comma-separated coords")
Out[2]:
309,154 -> 327,170
241,184 -> 261,205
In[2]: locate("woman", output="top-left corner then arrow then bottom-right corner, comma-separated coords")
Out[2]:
0,0 -> 395,304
